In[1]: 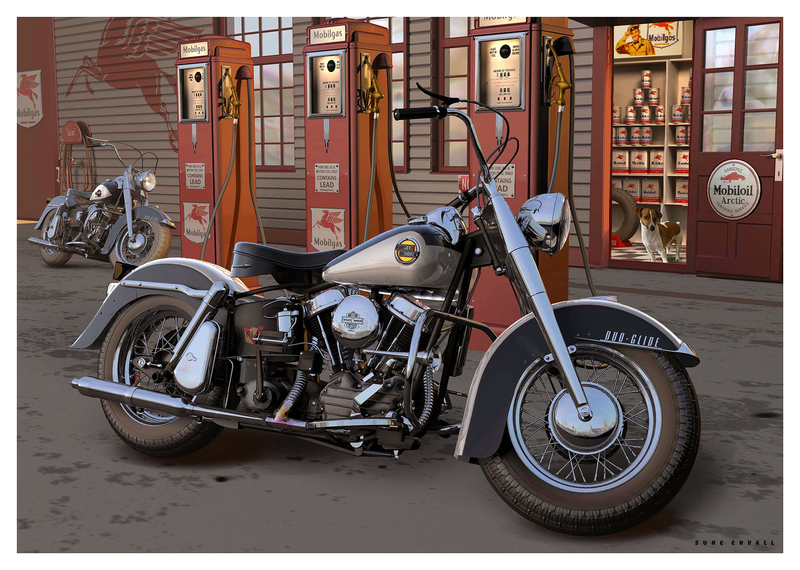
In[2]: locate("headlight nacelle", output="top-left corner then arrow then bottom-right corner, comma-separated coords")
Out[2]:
135,170 -> 157,192
516,193 -> 571,255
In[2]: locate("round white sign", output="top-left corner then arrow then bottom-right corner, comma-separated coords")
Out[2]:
706,159 -> 762,220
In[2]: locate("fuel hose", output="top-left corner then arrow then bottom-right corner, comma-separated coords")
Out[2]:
200,119 -> 238,261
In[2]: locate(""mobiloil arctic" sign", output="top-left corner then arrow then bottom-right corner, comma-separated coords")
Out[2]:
707,159 -> 762,220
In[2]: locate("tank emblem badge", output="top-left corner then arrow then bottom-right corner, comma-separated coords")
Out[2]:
244,326 -> 264,345
341,311 -> 364,330
395,238 -> 420,265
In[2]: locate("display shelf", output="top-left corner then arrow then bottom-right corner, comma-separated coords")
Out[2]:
615,122 -> 667,127
668,144 -> 691,148
612,144 -> 665,149
669,122 -> 691,126
612,173 -> 664,177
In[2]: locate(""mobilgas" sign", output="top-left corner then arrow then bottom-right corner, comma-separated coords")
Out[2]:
310,26 -> 346,45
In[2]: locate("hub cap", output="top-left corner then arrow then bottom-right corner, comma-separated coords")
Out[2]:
549,384 -> 623,455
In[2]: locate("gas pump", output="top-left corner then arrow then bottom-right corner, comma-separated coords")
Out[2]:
175,35 -> 263,285
466,17 -> 576,340
303,20 -> 400,252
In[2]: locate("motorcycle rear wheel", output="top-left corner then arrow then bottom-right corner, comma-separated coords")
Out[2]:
39,210 -> 72,267
97,295 -> 224,457
109,219 -> 171,266
479,343 -> 700,535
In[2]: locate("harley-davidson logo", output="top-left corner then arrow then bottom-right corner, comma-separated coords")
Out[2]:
341,311 -> 364,330
395,238 -> 420,265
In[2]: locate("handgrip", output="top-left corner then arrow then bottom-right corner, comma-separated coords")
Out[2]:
393,106 -> 446,121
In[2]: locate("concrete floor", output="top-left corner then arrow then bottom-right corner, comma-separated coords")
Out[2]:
17,225 -> 782,552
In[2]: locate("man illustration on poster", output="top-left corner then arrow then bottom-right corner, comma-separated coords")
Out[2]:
616,24 -> 656,56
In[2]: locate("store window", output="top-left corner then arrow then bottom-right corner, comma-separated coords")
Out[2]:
433,17 -> 472,172
224,17 -> 295,170
609,21 -> 692,266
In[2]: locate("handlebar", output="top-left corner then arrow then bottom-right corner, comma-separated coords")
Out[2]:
392,106 -> 448,121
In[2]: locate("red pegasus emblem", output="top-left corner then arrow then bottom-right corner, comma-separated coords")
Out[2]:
635,154 -> 643,161
616,154 -> 624,160
655,154 -> 663,160
647,184 -> 654,190
679,128 -> 686,135
185,204 -> 209,227
681,184 -> 688,190
313,210 -> 344,240
66,18 -> 203,152
681,154 -> 689,160
627,184 -> 635,189
650,22 -> 675,34
720,172 -> 746,181
17,73 -> 40,108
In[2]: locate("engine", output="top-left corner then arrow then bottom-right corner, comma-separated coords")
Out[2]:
79,205 -> 114,246
305,287 -> 430,421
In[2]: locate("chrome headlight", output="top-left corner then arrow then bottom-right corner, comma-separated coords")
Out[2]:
135,170 -> 157,192
516,193 -> 571,255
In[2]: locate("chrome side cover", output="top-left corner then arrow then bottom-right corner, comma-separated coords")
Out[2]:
174,320 -> 220,395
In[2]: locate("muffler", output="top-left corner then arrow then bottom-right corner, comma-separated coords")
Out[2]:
71,376 -> 307,430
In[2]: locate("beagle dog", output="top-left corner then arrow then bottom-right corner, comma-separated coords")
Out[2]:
636,207 -> 682,263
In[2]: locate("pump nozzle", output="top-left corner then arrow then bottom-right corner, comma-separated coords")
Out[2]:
220,67 -> 241,119
547,44 -> 571,107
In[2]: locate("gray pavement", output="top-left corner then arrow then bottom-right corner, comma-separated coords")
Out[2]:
17,224 -> 782,552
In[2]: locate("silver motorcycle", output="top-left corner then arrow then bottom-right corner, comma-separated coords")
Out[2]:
69,92 -> 700,536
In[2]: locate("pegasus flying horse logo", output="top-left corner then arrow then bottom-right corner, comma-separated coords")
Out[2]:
313,210 -> 344,241
18,73 -> 40,108
66,18 -> 203,152
185,204 -> 209,228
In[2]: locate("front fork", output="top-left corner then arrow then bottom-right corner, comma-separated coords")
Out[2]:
487,181 -> 593,420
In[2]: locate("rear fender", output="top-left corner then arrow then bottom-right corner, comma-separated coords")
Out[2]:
33,196 -> 77,229
454,297 -> 699,461
100,206 -> 175,255
71,258 -> 248,350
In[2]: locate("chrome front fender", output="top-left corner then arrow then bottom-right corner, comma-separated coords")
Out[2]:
454,297 -> 699,461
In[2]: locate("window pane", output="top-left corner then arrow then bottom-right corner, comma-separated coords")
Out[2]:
445,141 -> 468,167
244,17 -> 259,33
393,141 -> 404,167
446,77 -> 467,100
263,64 -> 280,88
284,144 -> 295,166
392,52 -> 404,80
255,145 -> 263,166
391,17 -> 404,43
245,34 -> 259,58
745,69 -> 778,109
445,116 -> 467,140
445,17 -> 469,38
282,17 -> 293,28
393,116 -> 404,141
746,23 -> 780,65
283,117 -> 295,143
264,144 -> 281,166
263,90 -> 280,115
743,112 -> 776,151
705,28 -> 736,69
392,83 -> 404,112
703,72 -> 734,111
262,17 -> 279,30
371,18 -> 389,30
282,88 -> 293,115
445,46 -> 468,77
253,65 -> 261,89
281,30 -> 293,54
281,62 -> 293,87
232,18 -> 241,34
262,31 -> 279,56
254,119 -> 262,144
702,113 -> 732,152
253,90 -> 262,117
263,117 -> 281,142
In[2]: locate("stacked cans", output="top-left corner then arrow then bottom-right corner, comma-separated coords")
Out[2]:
675,179 -> 689,203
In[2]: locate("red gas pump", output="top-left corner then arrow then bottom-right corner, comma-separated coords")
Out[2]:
467,17 -> 574,342
175,35 -> 260,285
302,20 -> 395,252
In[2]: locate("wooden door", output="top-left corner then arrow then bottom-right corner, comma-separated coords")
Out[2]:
689,18 -> 782,281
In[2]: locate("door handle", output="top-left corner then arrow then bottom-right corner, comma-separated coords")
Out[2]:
761,152 -> 782,159
762,149 -> 783,181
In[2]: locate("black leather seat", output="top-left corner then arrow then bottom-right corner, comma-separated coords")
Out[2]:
67,188 -> 93,200
230,242 -> 346,285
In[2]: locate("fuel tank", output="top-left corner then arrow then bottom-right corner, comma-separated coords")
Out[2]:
322,224 -> 460,291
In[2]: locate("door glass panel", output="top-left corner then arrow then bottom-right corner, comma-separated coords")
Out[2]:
743,112 -> 776,151
445,141 -> 468,167
705,28 -> 736,69
744,68 -> 778,109
703,72 -> 734,111
702,114 -> 732,152
445,17 -> 469,38
746,23 -> 780,65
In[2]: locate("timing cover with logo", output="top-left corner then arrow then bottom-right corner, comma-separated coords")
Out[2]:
331,295 -> 381,348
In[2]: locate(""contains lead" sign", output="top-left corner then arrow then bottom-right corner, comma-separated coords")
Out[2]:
707,159 -> 762,220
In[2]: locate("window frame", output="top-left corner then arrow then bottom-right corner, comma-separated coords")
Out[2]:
431,17 -> 472,174
218,17 -> 296,172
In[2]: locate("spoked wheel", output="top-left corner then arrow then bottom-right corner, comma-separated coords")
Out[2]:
480,343 -> 700,535
38,210 -> 72,267
109,219 -> 171,266
98,295 -> 223,457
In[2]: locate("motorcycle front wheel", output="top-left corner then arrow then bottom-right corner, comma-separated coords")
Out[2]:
109,219 -> 171,266
98,295 -> 224,457
39,210 -> 72,267
480,343 -> 700,535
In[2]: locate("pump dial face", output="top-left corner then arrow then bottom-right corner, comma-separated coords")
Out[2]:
478,37 -> 522,109
310,54 -> 343,116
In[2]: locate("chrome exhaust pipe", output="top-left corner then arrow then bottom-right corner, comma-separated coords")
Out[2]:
71,376 -> 307,430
